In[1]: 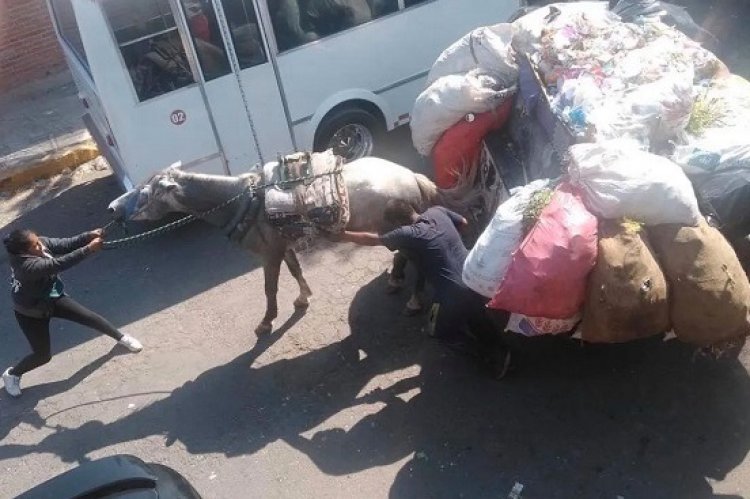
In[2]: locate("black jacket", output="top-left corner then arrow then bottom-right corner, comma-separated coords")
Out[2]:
8,233 -> 94,318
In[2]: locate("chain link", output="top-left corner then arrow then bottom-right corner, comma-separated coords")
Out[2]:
101,169 -> 342,250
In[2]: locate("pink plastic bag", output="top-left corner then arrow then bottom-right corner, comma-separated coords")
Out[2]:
488,184 -> 598,319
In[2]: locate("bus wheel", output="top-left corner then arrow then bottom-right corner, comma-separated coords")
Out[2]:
315,107 -> 384,162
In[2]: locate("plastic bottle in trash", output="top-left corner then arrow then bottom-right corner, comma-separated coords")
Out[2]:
568,106 -> 587,132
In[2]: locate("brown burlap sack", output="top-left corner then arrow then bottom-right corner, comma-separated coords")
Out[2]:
582,220 -> 670,343
648,220 -> 750,346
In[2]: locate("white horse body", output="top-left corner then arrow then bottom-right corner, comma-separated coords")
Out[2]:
108,156 -> 446,335
340,157 -> 435,231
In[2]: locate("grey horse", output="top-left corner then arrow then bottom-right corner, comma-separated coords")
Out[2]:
108,156 -> 470,336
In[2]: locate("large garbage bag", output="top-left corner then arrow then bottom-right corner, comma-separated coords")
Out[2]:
568,140 -> 701,226
581,220 -> 670,343
432,99 -> 513,189
463,179 -> 551,298
648,220 -> 750,347
488,183 -> 598,319
427,23 -> 518,87
410,70 -> 514,156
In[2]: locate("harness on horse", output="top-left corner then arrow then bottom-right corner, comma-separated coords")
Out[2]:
225,150 -> 350,243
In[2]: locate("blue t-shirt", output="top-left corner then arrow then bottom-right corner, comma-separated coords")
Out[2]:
42,247 -> 65,299
380,206 -> 468,301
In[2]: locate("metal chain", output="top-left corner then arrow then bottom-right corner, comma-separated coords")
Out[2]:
211,0 -> 264,164
101,169 -> 342,250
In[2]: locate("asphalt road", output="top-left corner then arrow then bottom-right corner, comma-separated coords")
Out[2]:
1,126 -> 750,499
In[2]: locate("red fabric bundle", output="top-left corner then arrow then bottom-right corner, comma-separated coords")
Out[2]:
431,98 -> 513,189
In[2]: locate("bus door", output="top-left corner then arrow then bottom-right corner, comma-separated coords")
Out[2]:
71,0 -> 234,184
176,0 -> 294,174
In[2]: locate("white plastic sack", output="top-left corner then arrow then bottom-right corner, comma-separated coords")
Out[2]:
511,1 -> 613,55
506,313 -> 581,337
463,179 -> 551,298
568,140 -> 701,226
672,75 -> 750,175
427,23 -> 518,87
673,127 -> 750,176
411,70 -> 512,156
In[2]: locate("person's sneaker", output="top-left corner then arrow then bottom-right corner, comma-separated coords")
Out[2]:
2,368 -> 21,397
119,335 -> 143,353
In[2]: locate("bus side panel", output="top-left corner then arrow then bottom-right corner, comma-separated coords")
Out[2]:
276,0 -> 521,140
235,65 -> 295,169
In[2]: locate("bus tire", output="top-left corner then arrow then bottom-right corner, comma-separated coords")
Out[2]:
314,106 -> 385,162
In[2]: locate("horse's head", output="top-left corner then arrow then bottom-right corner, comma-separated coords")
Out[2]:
108,162 -> 188,221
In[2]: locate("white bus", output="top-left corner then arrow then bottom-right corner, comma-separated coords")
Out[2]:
47,0 -> 524,188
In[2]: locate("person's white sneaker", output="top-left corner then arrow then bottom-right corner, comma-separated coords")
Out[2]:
2,368 -> 21,397
119,335 -> 143,353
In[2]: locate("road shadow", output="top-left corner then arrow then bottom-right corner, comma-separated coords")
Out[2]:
296,277 -> 750,498
0,275 -> 420,463
1,272 -> 749,498
0,347 -> 125,441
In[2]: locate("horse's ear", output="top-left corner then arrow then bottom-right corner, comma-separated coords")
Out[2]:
168,161 -> 183,171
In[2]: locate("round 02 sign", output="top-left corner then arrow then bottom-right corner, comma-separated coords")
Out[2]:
170,110 -> 187,126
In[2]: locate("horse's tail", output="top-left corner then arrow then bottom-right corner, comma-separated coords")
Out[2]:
414,163 -> 485,221
427,160 -> 484,216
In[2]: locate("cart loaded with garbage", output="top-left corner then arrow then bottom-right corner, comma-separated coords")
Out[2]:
410,0 -> 750,354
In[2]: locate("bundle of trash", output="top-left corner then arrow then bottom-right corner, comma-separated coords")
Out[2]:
412,2 -> 750,350
464,141 -> 750,350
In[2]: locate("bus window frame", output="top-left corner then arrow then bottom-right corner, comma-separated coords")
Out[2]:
100,0 -> 203,104
263,0 -> 438,57
49,0 -> 91,74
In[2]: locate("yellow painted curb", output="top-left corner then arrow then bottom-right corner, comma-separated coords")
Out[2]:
0,142 -> 100,191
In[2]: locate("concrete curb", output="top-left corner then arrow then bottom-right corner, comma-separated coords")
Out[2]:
0,141 -> 99,192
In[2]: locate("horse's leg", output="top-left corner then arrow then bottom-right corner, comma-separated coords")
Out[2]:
387,251 -> 408,294
284,248 -> 312,309
257,253 -> 284,336
403,265 -> 426,317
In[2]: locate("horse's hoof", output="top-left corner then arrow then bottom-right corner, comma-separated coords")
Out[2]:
255,322 -> 273,336
294,297 -> 310,310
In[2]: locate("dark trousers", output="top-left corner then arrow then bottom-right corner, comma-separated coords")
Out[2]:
428,285 -> 500,348
10,296 -> 123,376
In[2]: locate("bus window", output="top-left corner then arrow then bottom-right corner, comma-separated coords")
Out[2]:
369,0 -> 398,17
179,0 -> 232,80
220,0 -> 269,69
50,0 -> 89,69
102,0 -> 195,101
269,0 -> 399,53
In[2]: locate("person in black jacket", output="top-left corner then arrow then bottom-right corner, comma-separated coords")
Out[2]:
3,228 -> 143,397
332,200 -> 511,380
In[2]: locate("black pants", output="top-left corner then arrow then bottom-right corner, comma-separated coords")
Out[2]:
428,286 -> 500,347
10,296 -> 123,376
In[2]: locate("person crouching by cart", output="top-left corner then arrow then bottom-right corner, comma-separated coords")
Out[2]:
331,200 -> 512,379
2,229 -> 143,397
